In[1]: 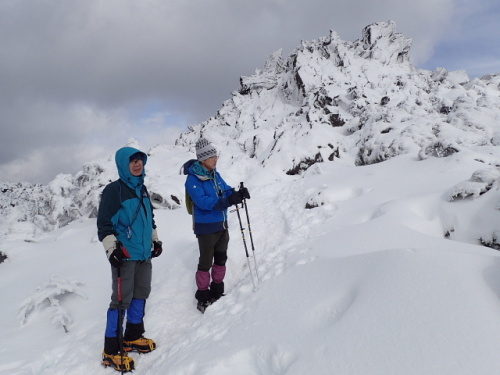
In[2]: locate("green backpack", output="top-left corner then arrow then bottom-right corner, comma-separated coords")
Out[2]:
185,189 -> 194,215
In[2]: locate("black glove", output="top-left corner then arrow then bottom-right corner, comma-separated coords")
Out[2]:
228,190 -> 243,206
152,241 -> 163,258
239,187 -> 250,200
107,241 -> 130,268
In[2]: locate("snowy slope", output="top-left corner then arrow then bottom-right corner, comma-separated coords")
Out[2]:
1,20 -> 500,375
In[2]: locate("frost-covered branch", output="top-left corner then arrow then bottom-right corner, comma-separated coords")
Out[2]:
18,276 -> 87,333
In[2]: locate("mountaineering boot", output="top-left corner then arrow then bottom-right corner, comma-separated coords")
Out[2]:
209,281 -> 225,303
197,300 -> 211,313
195,289 -> 211,313
102,351 -> 135,372
123,336 -> 156,353
123,322 -> 156,353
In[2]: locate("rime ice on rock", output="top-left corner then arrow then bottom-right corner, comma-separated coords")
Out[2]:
177,20 -> 500,176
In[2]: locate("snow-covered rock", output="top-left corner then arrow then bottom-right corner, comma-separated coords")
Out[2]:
177,20 -> 500,175
1,20 -> 500,249
0,141 -> 183,240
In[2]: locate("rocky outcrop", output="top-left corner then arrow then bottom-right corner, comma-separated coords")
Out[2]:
177,21 -> 500,175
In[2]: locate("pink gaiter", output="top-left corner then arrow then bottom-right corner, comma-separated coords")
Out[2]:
211,264 -> 226,284
195,270 -> 210,290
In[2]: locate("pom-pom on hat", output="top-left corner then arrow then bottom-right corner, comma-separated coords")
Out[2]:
195,138 -> 218,161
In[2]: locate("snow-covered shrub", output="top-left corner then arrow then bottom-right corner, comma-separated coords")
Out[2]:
418,141 -> 459,159
479,231 -> 500,250
446,168 -> 500,201
18,276 -> 87,333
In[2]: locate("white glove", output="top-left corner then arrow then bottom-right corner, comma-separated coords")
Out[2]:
152,228 -> 159,242
102,234 -> 117,258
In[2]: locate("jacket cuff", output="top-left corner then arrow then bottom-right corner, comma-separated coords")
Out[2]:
102,235 -> 117,252
152,228 -> 159,242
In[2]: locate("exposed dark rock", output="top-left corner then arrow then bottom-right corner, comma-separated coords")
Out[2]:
286,153 -> 324,175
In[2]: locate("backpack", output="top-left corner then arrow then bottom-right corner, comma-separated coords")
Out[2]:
185,189 -> 194,215
182,159 -> 198,215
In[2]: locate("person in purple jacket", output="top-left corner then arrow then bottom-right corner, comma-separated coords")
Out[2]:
182,138 -> 249,313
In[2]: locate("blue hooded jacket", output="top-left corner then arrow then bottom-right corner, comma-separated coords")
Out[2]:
183,159 -> 234,235
97,147 -> 155,260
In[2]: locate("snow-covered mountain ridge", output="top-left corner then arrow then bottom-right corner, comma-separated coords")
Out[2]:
1,20 -> 500,246
178,20 -> 500,171
0,140 -> 185,241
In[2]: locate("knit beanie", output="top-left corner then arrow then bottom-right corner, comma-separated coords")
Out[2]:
195,138 -> 218,161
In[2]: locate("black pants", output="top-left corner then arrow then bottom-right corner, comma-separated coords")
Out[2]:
196,230 -> 229,271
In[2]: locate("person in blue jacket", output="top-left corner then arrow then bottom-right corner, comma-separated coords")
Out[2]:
183,137 -> 249,313
97,146 -> 163,372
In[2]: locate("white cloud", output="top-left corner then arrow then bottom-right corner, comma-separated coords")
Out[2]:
0,100 -> 185,183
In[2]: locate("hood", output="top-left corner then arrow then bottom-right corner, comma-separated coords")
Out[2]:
182,159 -> 197,175
182,159 -> 213,181
115,147 -> 148,190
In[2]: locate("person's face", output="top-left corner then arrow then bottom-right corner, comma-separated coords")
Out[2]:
201,155 -> 218,171
129,158 -> 144,176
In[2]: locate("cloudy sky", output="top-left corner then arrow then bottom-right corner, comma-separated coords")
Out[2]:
1,0 -> 499,184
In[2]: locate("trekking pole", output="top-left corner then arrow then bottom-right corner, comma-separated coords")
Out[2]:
239,182 -> 260,283
117,266 -> 125,375
234,203 -> 256,289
